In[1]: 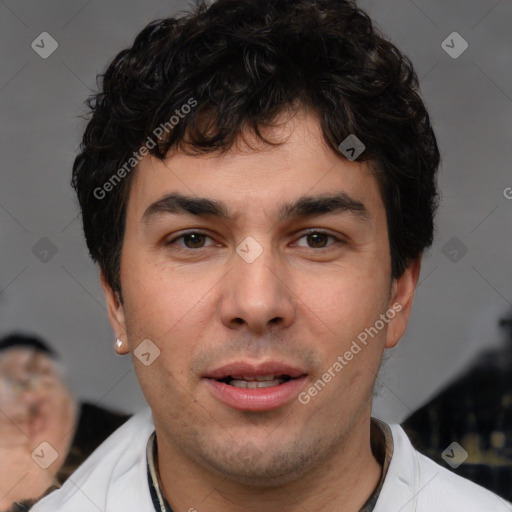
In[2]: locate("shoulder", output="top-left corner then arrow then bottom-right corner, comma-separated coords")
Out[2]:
30,407 -> 154,512
58,402 -> 132,480
375,422 -> 512,512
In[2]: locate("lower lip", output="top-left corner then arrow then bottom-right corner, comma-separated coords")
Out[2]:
204,376 -> 307,411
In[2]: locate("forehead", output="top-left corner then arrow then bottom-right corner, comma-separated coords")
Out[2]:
126,109 -> 384,224
0,348 -> 55,372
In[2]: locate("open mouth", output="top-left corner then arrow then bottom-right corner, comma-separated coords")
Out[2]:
204,363 -> 307,410
215,374 -> 294,389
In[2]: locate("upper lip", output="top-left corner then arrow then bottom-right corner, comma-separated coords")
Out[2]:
204,360 -> 307,380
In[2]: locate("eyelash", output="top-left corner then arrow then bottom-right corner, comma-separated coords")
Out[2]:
166,230 -> 344,250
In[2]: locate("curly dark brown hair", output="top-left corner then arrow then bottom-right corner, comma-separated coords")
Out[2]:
72,0 -> 440,294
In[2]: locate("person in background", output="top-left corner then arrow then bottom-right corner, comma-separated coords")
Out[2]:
0,333 -> 130,511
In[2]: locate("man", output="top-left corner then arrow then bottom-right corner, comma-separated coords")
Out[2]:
0,334 -> 129,511
31,0 -> 512,511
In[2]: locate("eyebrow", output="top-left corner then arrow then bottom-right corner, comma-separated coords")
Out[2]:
142,192 -> 370,223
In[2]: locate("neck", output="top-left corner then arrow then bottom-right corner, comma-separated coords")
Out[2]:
156,414 -> 382,512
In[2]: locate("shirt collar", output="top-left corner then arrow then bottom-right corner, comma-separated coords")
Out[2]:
147,431 -> 173,512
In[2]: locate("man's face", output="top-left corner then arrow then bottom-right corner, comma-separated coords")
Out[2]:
104,109 -> 418,485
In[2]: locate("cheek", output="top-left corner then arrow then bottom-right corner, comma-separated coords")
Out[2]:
294,266 -> 390,341
121,255 -> 210,341
120,270 -> 212,400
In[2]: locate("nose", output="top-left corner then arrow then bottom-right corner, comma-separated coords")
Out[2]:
219,243 -> 295,334
17,390 -> 42,423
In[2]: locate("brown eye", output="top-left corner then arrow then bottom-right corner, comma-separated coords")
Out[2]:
306,233 -> 329,248
293,231 -> 341,249
182,233 -> 207,248
166,231 -> 218,250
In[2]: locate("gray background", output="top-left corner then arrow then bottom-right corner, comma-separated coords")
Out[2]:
0,0 -> 511,422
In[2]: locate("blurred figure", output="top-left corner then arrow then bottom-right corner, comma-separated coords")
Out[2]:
0,334 -> 129,511
0,334 -> 75,510
402,315 -> 512,501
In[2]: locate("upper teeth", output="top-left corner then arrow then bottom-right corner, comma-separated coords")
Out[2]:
229,378 -> 283,389
230,374 -> 275,381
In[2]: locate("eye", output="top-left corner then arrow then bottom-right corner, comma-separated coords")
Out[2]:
166,231 -> 218,249
292,230 -> 343,249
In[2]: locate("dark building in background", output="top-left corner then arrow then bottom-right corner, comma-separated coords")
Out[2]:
402,315 -> 512,501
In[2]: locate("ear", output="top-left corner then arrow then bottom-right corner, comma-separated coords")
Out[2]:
385,257 -> 422,349
100,272 -> 129,355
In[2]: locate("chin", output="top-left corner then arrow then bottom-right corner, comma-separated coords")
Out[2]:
197,441 -> 321,488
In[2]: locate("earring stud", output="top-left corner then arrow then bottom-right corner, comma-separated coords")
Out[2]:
116,339 -> 123,348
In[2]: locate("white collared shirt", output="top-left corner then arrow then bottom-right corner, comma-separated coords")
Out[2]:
30,407 -> 512,512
